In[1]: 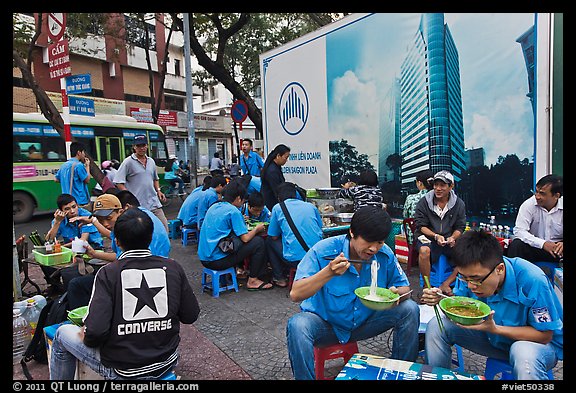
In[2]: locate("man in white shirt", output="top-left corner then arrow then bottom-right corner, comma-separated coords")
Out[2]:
508,174 -> 563,264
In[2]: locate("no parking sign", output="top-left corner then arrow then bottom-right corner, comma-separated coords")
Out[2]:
231,100 -> 248,130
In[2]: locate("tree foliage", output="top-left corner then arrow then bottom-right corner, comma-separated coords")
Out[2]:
328,139 -> 375,187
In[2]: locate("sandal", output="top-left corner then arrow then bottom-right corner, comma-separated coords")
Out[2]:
272,279 -> 288,288
247,282 -> 273,291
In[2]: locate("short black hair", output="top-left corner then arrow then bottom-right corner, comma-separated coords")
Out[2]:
242,138 -> 253,146
349,206 -> 391,242
415,169 -> 434,190
247,191 -> 265,208
56,193 -> 76,209
202,176 -> 213,190
210,176 -> 228,188
358,170 -> 378,186
451,230 -> 503,270
70,142 -> 86,157
221,181 -> 247,203
536,174 -> 563,197
276,182 -> 298,202
116,190 -> 140,208
114,207 -> 153,251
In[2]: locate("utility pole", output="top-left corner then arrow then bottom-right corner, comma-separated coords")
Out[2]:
183,13 -> 198,186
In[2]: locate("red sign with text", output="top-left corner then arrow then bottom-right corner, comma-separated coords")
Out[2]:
48,39 -> 71,79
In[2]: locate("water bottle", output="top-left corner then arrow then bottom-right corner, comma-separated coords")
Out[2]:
13,295 -> 47,315
22,299 -> 41,338
13,309 -> 31,365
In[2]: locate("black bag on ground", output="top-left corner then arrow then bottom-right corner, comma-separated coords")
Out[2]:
21,292 -> 70,380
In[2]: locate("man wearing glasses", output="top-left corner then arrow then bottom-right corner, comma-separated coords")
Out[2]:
421,230 -> 563,380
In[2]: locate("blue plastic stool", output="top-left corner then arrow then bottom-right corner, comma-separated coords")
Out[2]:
484,357 -> 554,380
533,261 -> 560,283
417,305 -> 465,373
168,219 -> 182,240
201,266 -> 239,297
420,254 -> 454,288
181,227 -> 199,246
160,371 -> 178,380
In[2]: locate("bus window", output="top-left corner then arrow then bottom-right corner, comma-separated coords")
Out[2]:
44,137 -> 66,160
17,142 -> 44,160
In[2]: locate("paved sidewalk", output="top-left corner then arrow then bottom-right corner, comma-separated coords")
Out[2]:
13,199 -> 563,381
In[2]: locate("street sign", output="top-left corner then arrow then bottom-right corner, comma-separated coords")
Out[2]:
65,74 -> 92,94
231,100 -> 248,123
48,39 -> 71,79
69,96 -> 95,116
47,13 -> 66,42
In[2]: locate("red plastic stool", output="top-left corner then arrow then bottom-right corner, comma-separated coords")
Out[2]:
314,341 -> 359,380
287,267 -> 297,290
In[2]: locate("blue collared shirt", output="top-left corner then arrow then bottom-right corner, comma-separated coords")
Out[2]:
296,235 -> 409,343
54,158 -> 90,205
267,199 -> 323,262
247,176 -> 261,195
177,185 -> 203,226
110,207 -> 171,258
239,151 -> 264,177
198,202 -> 248,261
52,207 -> 103,248
454,256 -> 563,360
197,188 -> 220,229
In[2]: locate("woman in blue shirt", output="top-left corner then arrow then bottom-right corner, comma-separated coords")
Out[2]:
286,206 -> 419,380
198,181 -> 272,291
422,230 -> 562,380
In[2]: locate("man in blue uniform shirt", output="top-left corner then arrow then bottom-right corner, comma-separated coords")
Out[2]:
266,182 -> 323,288
286,206 -> 419,380
239,138 -> 264,177
422,230 -> 562,380
197,176 -> 227,230
177,176 -> 212,229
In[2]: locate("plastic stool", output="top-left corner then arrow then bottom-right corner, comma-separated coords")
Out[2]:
420,254 -> 454,288
201,267 -> 239,297
314,341 -> 359,380
533,261 -> 560,283
160,371 -> 178,380
287,267 -> 297,290
484,357 -> 554,380
181,227 -> 198,246
168,219 -> 182,240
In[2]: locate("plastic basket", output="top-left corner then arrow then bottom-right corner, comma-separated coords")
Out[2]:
32,246 -> 73,266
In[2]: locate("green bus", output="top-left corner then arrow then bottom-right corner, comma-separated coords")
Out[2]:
13,112 -> 169,224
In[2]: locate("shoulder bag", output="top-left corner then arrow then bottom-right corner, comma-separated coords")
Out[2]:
279,201 -> 309,252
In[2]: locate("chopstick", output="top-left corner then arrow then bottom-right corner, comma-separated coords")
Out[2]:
424,276 -> 445,334
436,292 -> 478,306
323,256 -> 374,264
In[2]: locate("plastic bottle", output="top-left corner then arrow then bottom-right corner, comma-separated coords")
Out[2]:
13,295 -> 47,315
54,239 -> 62,253
45,241 -> 53,254
22,299 -> 41,338
13,309 -> 31,365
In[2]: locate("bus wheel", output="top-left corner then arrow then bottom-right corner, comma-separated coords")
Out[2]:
13,192 -> 35,224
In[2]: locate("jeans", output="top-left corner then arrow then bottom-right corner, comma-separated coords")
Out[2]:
425,314 -> 558,379
286,298 -> 420,380
266,236 -> 299,281
168,178 -> 185,194
50,324 -> 176,380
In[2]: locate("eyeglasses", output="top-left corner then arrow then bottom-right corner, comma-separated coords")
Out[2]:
456,264 -> 499,286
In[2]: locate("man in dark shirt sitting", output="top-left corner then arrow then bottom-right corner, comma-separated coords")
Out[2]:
49,208 -> 200,380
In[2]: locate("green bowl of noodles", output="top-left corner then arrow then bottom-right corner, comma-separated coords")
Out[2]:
439,296 -> 491,325
355,287 -> 399,311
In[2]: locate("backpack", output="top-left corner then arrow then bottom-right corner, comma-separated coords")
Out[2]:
21,292 -> 70,380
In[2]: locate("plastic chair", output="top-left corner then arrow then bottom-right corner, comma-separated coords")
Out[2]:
287,266 -> 297,290
533,261 -> 560,283
402,218 -> 418,273
181,227 -> 199,246
420,254 -> 454,288
314,341 -> 359,380
417,305 -> 465,373
167,219 -> 182,240
484,357 -> 554,380
201,266 -> 239,298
